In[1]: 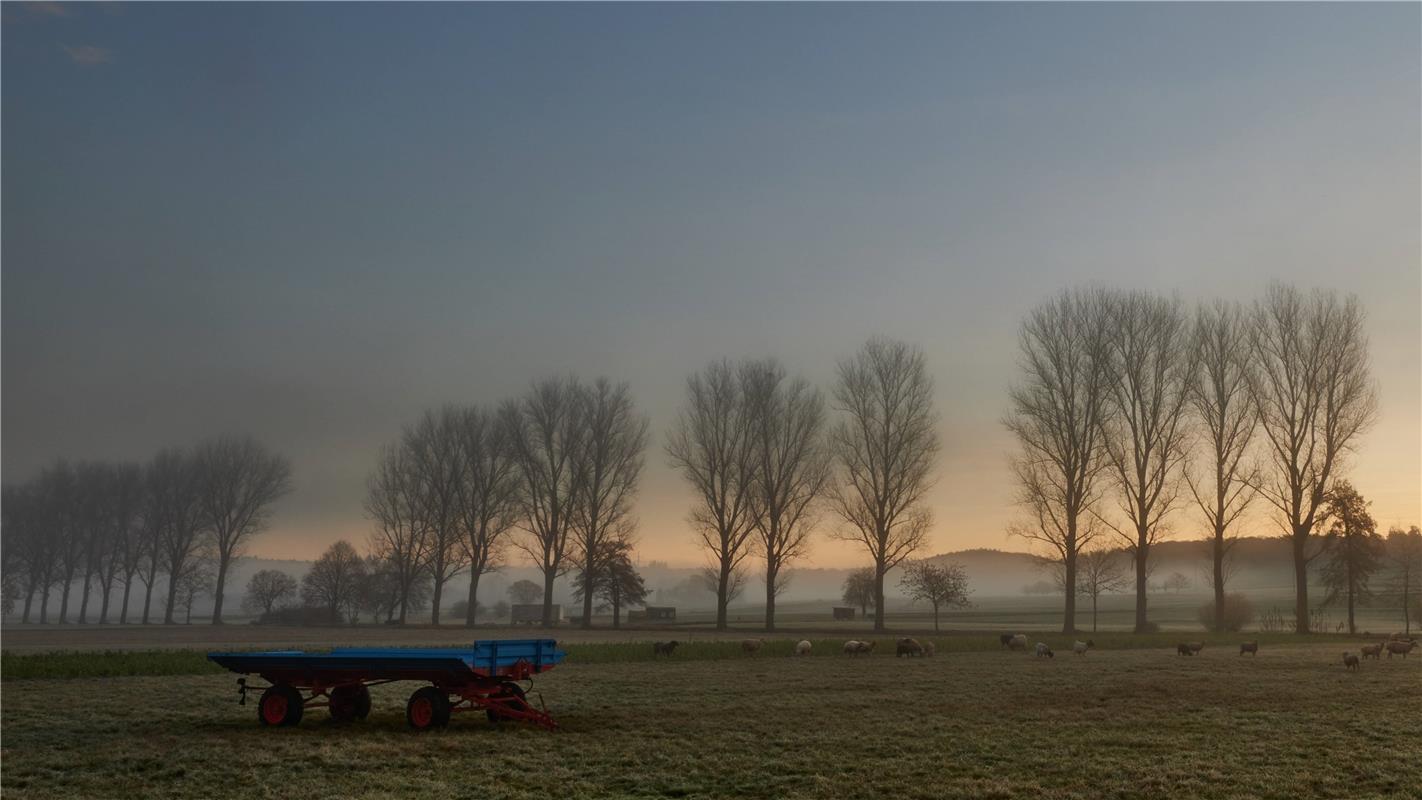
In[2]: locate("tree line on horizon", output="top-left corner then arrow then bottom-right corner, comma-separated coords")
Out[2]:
5,282 -> 1418,635
2,435 -> 291,625
1004,282 -> 1421,635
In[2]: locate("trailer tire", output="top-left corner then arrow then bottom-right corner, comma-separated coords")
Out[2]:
258,684 -> 304,727
330,685 -> 371,722
406,687 -> 450,731
486,682 -> 529,724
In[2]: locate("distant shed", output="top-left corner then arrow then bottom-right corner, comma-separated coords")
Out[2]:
832,607 -> 856,621
511,604 -> 562,625
628,606 -> 676,623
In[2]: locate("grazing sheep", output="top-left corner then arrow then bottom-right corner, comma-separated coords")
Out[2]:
1343,652 -> 1360,670
1034,642 -> 1054,659
1360,643 -> 1384,660
922,641 -> 936,657
1386,640 -> 1418,658
843,640 -> 875,656
795,640 -> 812,657
896,638 -> 924,658
1073,640 -> 1094,656
999,633 -> 1015,648
1187,642 -> 1205,655
1008,634 -> 1029,651
1177,643 -> 1194,656
1239,641 -> 1258,656
652,640 -> 680,657
741,638 -> 765,654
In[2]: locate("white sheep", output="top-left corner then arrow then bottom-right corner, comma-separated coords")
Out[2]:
1072,640 -> 1094,656
1008,634 -> 1029,651
795,640 -> 812,657
1035,642 -> 1054,659
741,638 -> 765,654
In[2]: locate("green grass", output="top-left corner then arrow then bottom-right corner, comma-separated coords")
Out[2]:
2,642 -> 1418,799
1,631 -> 1369,680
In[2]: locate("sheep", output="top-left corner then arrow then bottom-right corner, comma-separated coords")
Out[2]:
843,640 -> 875,656
1343,652 -> 1360,670
1072,640 -> 1094,656
1034,642 -> 1054,659
795,640 -> 812,657
1386,640 -> 1418,658
1186,642 -> 1205,655
1008,634 -> 1029,651
896,637 -> 924,658
1176,643 -> 1194,656
999,633 -> 1016,648
741,638 -> 765,655
1239,641 -> 1258,656
1360,643 -> 1384,660
652,640 -> 680,657
922,641 -> 936,657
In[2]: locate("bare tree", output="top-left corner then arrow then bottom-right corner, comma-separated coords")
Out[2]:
404,408 -> 470,625
301,540 -> 367,625
170,556 -> 215,625
1077,546 -> 1128,632
365,444 -> 432,623
1383,526 -> 1422,636
828,338 -> 939,632
41,461 -> 84,623
507,378 -> 586,627
149,449 -> 209,625
74,461 -> 112,623
667,360 -> 758,630
1248,284 -> 1377,633
454,404 -> 522,628
95,463 -> 144,623
841,566 -> 875,618
698,565 -> 747,606
1005,289 -> 1113,633
192,435 -> 292,625
898,560 -> 971,631
742,359 -> 830,631
1186,300 -> 1259,632
134,466 -> 167,625
1095,291 -> 1195,633
568,378 -> 649,629
507,579 -> 543,606
242,569 -> 299,617
8,482 -> 56,623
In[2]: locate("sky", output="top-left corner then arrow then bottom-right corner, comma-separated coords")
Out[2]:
3,2 -> 1419,568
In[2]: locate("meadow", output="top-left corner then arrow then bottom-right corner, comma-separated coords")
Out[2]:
2,633 -> 1419,799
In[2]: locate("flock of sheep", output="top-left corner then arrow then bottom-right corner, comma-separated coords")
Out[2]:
648,632 -> 1419,668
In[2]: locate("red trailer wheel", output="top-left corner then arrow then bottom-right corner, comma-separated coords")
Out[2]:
330,685 -> 371,722
406,687 -> 450,730
258,684 -> 304,727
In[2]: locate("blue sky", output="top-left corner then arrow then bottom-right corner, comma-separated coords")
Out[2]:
4,2 -> 1418,564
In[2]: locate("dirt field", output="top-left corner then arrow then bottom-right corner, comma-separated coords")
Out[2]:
3,640 -> 1419,799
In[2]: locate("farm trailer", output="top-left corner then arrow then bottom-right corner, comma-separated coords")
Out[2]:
208,639 -> 566,731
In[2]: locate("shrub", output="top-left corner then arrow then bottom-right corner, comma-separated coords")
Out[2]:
1196,593 -> 1256,632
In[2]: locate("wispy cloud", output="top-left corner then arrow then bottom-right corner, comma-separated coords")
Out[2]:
62,44 -> 113,65
24,2 -> 71,17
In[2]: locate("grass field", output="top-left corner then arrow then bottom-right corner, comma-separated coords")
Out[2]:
3,636 -> 1420,799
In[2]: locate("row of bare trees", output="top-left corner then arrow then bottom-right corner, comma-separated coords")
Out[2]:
1,436 -> 291,625
670,338 -> 940,632
365,377 -> 649,628
1006,283 -> 1378,634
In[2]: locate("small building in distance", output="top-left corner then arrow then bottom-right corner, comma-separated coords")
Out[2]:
832,607 -> 857,621
628,606 -> 677,623
511,604 -> 562,625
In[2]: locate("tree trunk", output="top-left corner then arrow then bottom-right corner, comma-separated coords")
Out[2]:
541,568 -> 557,628
40,586 -> 51,624
1092,593 -> 1099,633
1133,543 -> 1150,633
142,578 -> 155,624
22,584 -> 35,624
581,570 -> 595,629
1292,533 -> 1309,634
58,577 -> 74,623
1213,529 -> 1226,633
119,572 -> 135,624
78,572 -> 93,623
612,594 -> 621,629
98,580 -> 112,624
933,603 -> 940,632
1062,550 -> 1077,635
1346,558 -> 1356,635
211,554 -> 230,625
431,576 -> 445,626
465,569 -> 482,628
163,578 -> 180,624
764,565 -> 777,632
872,561 -> 886,633
715,562 -> 730,631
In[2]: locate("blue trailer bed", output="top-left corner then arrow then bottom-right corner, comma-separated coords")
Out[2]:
207,639 -> 566,731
